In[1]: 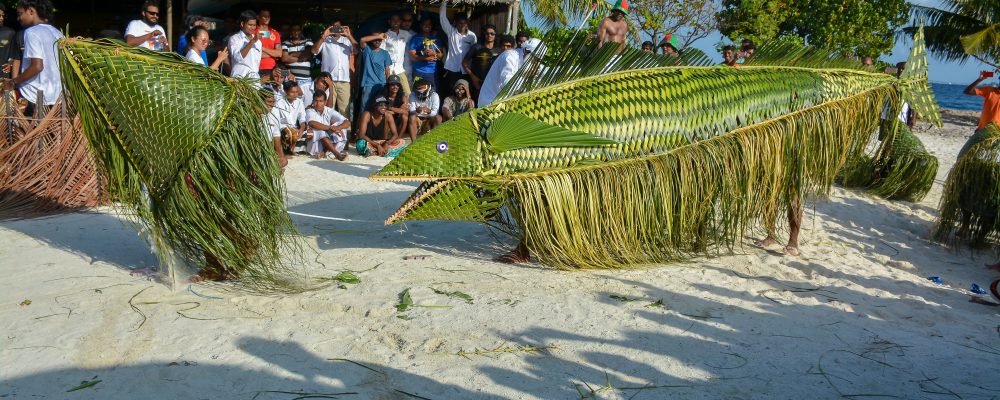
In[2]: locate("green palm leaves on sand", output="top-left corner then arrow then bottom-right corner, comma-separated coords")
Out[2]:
58,38 -> 302,291
935,124 -> 1000,247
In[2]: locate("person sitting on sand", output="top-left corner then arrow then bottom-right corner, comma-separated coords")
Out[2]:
382,74 -> 409,139
305,90 -> 350,161
407,77 -> 441,141
441,79 -> 474,122
276,80 -> 308,153
356,96 -> 406,157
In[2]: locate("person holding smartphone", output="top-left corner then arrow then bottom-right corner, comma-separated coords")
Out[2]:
253,9 -> 281,79
965,70 -> 1000,133
125,1 -> 168,51
310,21 -> 356,118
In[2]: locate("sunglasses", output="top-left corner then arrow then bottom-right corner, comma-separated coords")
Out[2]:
145,10 -> 159,16
485,32 -> 496,35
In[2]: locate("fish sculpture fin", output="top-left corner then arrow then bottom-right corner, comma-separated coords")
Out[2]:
496,31 -> 713,102
485,112 -> 617,153
899,22 -> 941,127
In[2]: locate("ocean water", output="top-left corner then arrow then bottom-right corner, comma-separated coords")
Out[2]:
932,82 -> 982,111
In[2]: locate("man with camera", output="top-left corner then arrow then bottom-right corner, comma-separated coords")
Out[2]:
311,21 -> 357,118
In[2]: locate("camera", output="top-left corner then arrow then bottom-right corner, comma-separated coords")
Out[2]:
331,27 -> 343,34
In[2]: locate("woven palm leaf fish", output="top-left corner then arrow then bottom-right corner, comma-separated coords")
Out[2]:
58,38 -> 302,291
371,30 -> 939,269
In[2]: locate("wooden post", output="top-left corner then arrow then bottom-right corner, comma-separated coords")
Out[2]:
166,0 -> 173,49
508,0 -> 521,34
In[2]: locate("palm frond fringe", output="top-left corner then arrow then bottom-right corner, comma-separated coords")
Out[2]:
496,86 -> 894,269
838,123 -> 938,201
58,38 -> 306,292
935,124 -> 1000,248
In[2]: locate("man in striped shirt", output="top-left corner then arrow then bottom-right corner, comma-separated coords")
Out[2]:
281,23 -> 313,86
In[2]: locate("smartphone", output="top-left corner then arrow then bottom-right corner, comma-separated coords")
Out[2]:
985,71 -> 995,78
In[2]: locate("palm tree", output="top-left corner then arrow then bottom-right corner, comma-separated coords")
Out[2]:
910,0 -> 1000,67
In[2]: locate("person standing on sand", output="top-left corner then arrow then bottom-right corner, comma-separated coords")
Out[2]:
965,70 -> 1000,272
965,70 -> 1000,132
597,0 -> 628,51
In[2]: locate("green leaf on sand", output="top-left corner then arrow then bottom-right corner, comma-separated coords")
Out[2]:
332,271 -> 360,284
610,294 -> 640,302
396,288 -> 413,312
645,299 -> 667,308
67,377 -> 101,392
430,288 -> 474,304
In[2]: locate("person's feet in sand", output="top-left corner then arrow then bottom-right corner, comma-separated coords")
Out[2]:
495,243 -> 530,264
783,245 -> 800,256
754,237 -> 778,248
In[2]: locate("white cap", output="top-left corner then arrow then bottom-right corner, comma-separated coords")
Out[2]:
523,38 -> 542,52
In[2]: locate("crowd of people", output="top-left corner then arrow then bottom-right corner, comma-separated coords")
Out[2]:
167,0 -> 543,164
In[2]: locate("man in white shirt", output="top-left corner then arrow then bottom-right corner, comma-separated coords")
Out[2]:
2,0 -> 62,112
306,90 -> 351,161
227,10 -> 282,82
311,21 -> 356,118
439,0 -> 476,98
276,80 -> 308,153
124,1 -> 169,51
382,14 -> 412,96
478,35 -> 518,108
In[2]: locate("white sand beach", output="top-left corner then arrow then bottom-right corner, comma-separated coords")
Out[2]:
2,109 -> 999,399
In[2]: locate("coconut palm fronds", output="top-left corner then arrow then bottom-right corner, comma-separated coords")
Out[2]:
838,123 -> 938,202
838,23 -> 941,202
935,124 -> 1000,247
58,38 -> 305,292
0,96 -> 103,218
373,26 -> 938,269
509,87 -> 892,268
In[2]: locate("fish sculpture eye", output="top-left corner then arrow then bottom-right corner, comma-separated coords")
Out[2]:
436,141 -> 449,153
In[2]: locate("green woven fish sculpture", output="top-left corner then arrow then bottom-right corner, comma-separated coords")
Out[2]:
58,38 -> 302,291
371,29 -> 940,269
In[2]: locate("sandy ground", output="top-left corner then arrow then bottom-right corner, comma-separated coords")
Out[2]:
2,109 -> 999,399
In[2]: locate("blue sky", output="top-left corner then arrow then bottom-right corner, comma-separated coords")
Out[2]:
522,0 -> 989,84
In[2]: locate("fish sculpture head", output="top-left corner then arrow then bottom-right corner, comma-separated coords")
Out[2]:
370,112 -> 497,224
371,109 -> 618,224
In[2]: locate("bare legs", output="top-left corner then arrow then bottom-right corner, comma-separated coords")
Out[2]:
319,137 -> 347,161
756,197 -> 803,256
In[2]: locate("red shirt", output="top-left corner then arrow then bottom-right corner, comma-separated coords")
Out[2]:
975,87 -> 1000,130
254,26 -> 281,70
